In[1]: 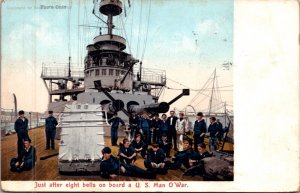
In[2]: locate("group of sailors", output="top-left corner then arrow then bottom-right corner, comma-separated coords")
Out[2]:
109,111 -> 225,153
9,109 -> 226,179
10,110 -> 57,172
10,110 -> 36,172
102,111 -> 226,179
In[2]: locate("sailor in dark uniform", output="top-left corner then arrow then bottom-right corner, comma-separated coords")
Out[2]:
138,113 -> 151,145
45,110 -> 58,150
158,133 -> 172,158
10,138 -> 36,172
159,114 -> 169,138
208,116 -> 221,152
169,138 -> 194,170
166,111 -> 178,151
189,143 -> 211,167
151,113 -> 162,143
99,147 -> 156,179
119,139 -> 136,165
183,143 -> 211,176
193,112 -> 207,151
216,119 -> 224,141
108,112 -> 125,146
14,110 -> 30,156
144,144 -> 169,174
129,113 -> 139,140
131,134 -> 147,159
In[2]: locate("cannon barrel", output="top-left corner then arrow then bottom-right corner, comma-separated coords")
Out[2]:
102,99 -> 125,115
128,102 -> 170,114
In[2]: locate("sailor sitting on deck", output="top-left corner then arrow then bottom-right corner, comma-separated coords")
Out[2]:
131,134 -> 147,159
183,143 -> 211,176
158,133 -> 172,158
144,143 -> 169,174
10,138 -> 36,172
119,139 -> 136,165
99,147 -> 156,179
169,137 -> 194,170
189,143 -> 211,167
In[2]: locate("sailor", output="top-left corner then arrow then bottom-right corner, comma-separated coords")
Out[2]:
138,112 -> 151,145
45,110 -> 58,150
144,143 -> 169,174
216,119 -> 224,141
158,133 -> 172,158
167,111 -> 178,151
183,143 -> 211,176
193,112 -> 207,151
119,139 -> 136,165
151,113 -> 162,143
189,143 -> 211,167
159,114 -> 169,138
100,147 -> 156,179
175,112 -> 187,151
108,112 -> 125,146
208,116 -> 220,152
10,138 -> 36,172
129,112 -> 139,140
131,134 -> 147,159
169,137 -> 194,170
14,110 -> 30,156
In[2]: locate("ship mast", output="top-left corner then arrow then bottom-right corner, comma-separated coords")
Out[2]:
84,0 -> 139,92
208,68 -> 216,116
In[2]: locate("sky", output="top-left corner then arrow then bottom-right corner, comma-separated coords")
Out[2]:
1,0 -> 233,113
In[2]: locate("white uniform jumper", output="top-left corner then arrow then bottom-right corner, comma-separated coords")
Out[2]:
175,118 -> 187,151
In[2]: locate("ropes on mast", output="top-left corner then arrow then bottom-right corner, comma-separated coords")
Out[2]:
67,0 -> 72,58
135,0 -> 143,58
140,0 -> 151,61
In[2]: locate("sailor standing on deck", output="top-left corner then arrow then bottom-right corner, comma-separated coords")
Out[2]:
45,111 -> 58,150
129,113 -> 139,140
193,112 -> 207,151
167,111 -> 178,151
175,112 -> 187,151
138,112 -> 151,145
108,112 -> 125,146
14,110 -> 30,156
158,114 -> 168,138
208,117 -> 219,152
151,113 -> 162,143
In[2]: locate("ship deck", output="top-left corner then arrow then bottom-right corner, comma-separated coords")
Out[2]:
1,126 -> 233,181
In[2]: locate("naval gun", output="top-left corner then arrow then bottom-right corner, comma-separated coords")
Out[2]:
54,0 -> 191,174
96,81 -> 189,117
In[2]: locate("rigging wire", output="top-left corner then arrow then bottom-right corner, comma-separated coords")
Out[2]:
77,0 -> 80,66
129,0 -> 134,55
136,0 -> 143,58
67,0 -> 72,58
121,16 -> 131,53
140,0 -> 151,61
165,86 -> 232,91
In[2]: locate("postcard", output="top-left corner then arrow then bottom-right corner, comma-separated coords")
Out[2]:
0,0 -> 299,192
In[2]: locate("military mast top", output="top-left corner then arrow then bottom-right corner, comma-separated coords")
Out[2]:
84,0 -> 138,91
